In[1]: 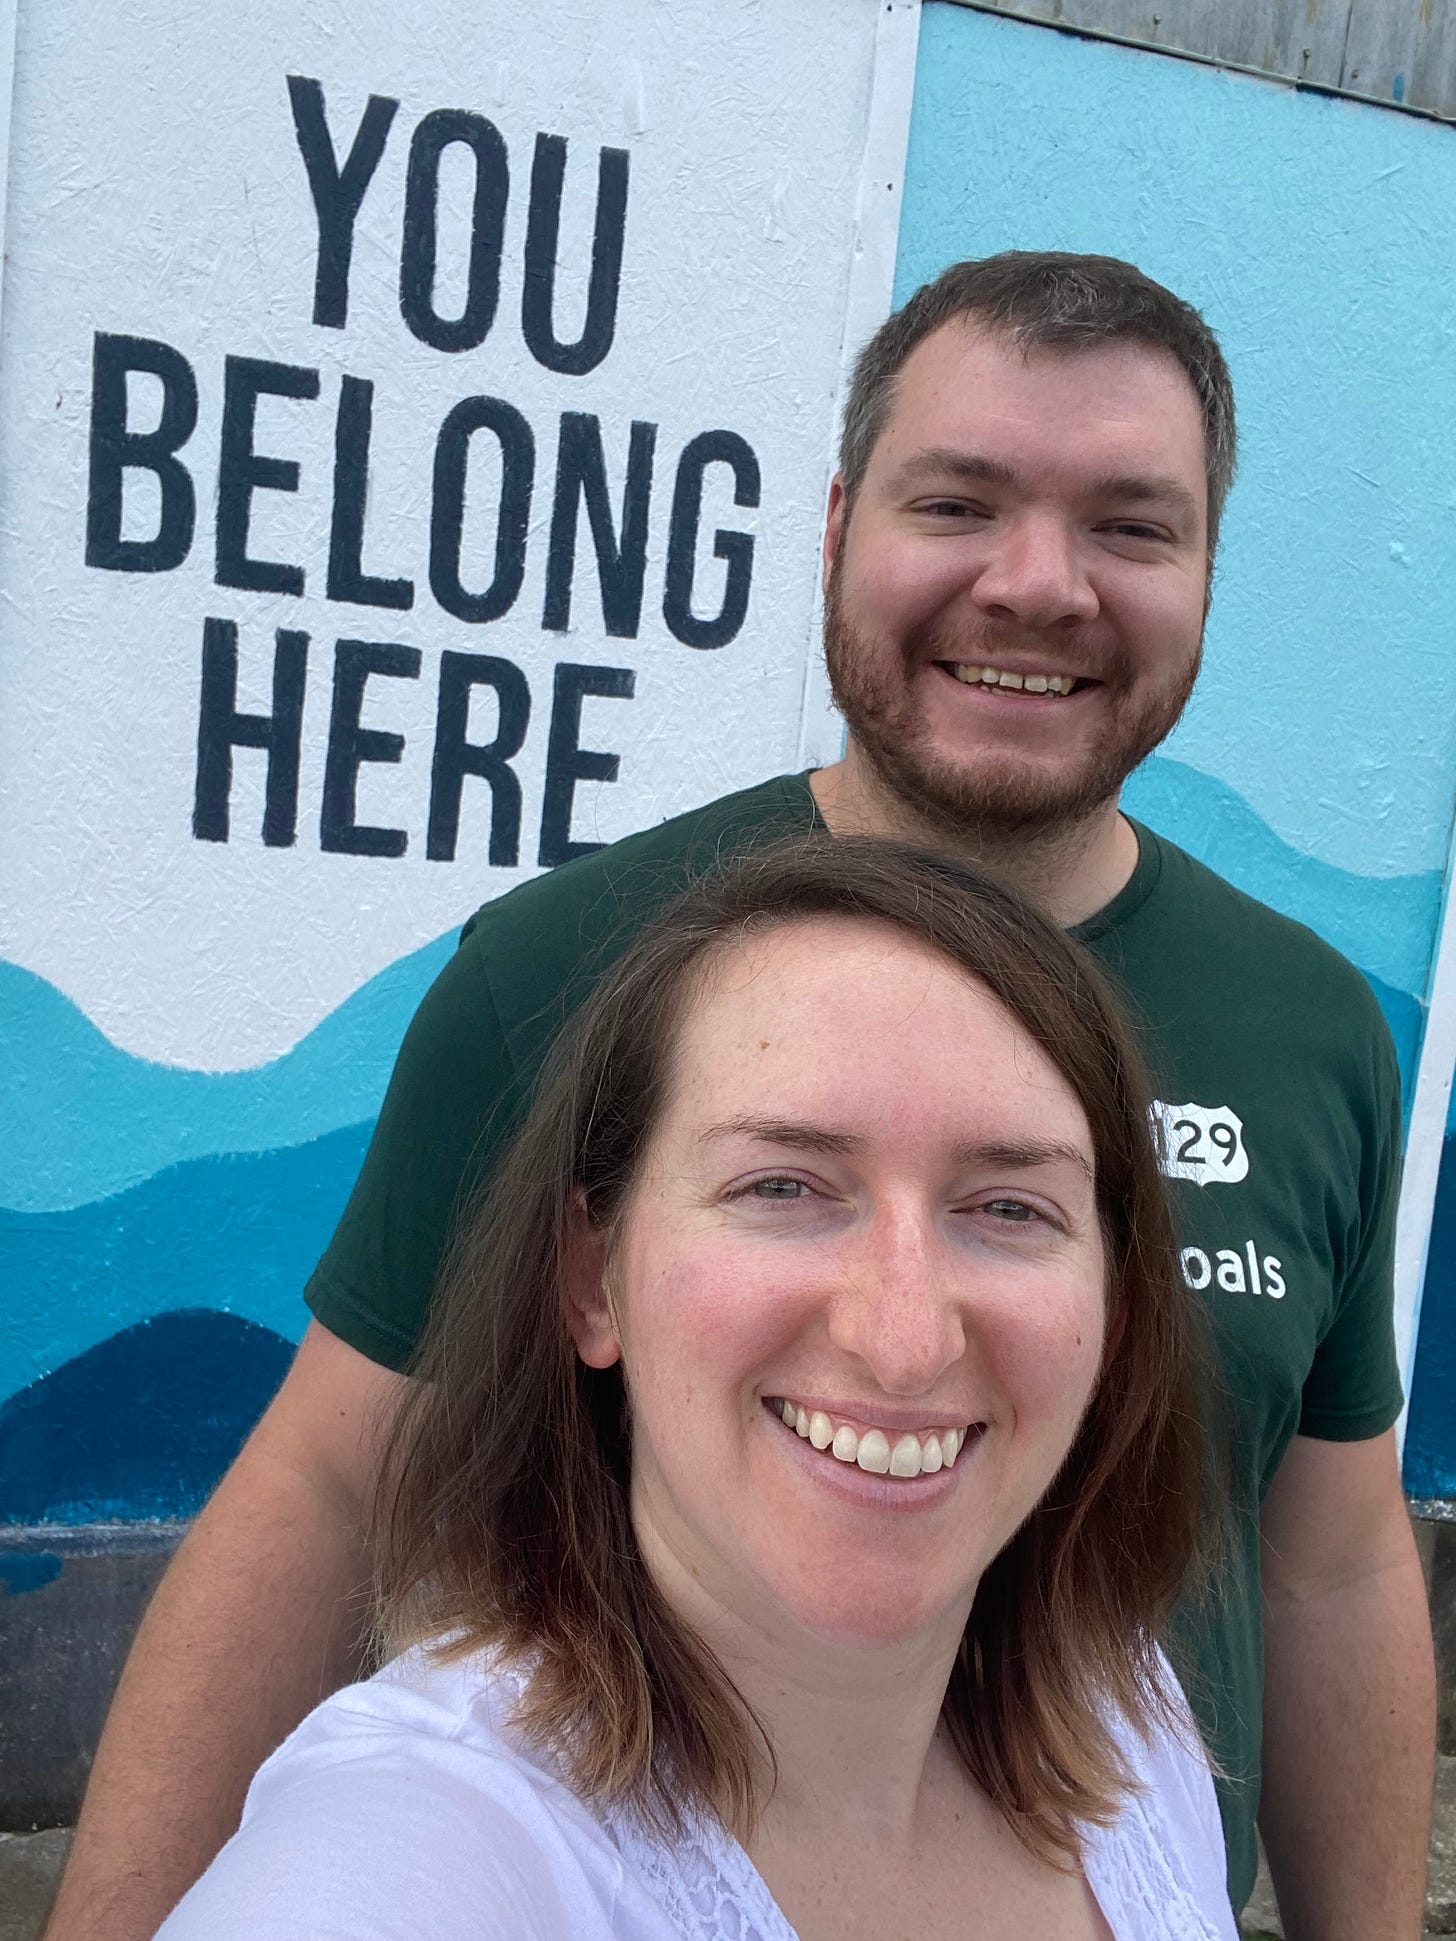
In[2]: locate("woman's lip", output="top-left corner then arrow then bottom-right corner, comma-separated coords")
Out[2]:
766,1406 -> 977,1507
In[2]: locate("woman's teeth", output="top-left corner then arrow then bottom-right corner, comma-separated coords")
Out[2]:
776,1399 -> 969,1478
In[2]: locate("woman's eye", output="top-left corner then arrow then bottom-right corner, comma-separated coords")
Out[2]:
751,1176 -> 808,1200
983,1197 -> 1040,1224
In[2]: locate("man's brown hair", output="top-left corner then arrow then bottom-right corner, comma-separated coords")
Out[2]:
376,837 -> 1221,1862
840,250 -> 1238,556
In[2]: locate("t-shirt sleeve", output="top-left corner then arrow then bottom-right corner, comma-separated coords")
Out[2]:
153,1697 -> 622,1940
1297,1006 -> 1406,1441
305,926 -> 520,1371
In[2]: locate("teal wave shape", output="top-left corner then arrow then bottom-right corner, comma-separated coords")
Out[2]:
1124,755 -> 1441,999
0,1121 -> 370,1408
2,932 -> 453,1214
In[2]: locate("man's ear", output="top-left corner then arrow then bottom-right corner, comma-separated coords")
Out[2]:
561,1191 -> 621,1370
821,474 -> 847,596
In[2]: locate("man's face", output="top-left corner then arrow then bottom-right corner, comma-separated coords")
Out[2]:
822,323 -> 1211,838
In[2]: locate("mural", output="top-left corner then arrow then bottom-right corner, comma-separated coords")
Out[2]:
5,0 -> 1456,1523
0,0 -> 919,1520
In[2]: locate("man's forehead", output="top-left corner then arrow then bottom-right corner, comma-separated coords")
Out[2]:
873,321 -> 1207,484
892,317 -> 1200,418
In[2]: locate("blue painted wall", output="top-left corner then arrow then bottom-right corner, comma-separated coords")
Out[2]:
6,1 -> 1456,1522
896,4 -> 1456,1491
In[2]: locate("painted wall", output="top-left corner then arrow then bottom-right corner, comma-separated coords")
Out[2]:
894,3 -> 1456,1491
5,0 -> 1455,1524
0,0 -> 917,1521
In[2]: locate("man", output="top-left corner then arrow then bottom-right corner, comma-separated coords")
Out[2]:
47,254 -> 1434,1940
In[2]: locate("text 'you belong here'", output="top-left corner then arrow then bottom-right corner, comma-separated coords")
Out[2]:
82,76 -> 766,869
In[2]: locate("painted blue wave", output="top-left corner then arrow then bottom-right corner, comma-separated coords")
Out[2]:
2,930 -> 453,1213
0,1122 -> 370,1411
1124,755 -> 1441,1000
0,1311 -> 294,1525
1404,1132 -> 1456,1500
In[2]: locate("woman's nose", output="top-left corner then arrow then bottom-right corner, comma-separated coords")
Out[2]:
969,514 -> 1099,631
825,1208 -> 968,1397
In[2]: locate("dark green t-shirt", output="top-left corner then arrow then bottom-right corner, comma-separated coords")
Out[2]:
307,771 -> 1404,1913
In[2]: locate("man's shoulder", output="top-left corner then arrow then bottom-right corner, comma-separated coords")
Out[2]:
1131,822 -> 1390,1028
455,771 -> 818,1016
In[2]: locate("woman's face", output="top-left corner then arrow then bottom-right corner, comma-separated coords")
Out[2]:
568,917 -> 1109,1652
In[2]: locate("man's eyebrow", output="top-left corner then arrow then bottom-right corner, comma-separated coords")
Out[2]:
1094,472 -> 1203,524
886,448 -> 1017,494
886,448 -> 1202,527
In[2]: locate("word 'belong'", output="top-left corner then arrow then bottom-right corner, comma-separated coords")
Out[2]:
84,337 -> 761,650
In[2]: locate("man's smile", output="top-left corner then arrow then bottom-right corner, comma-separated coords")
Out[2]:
939,660 -> 1086,697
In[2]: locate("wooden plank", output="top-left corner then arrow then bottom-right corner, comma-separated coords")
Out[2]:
1342,0 -> 1456,118
956,0 -> 1355,87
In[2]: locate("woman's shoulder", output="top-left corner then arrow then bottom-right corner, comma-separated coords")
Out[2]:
1083,1674 -> 1240,1941
154,1647 -> 675,1941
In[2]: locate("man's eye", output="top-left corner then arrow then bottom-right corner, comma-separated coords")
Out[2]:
1103,522 -> 1168,542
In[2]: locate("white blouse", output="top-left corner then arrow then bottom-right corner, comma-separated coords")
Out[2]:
158,1648 -> 1238,1940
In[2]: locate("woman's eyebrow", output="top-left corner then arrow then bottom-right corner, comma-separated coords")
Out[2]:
698,1120 -> 1092,1179
698,1117 -> 863,1155
959,1139 -> 1094,1181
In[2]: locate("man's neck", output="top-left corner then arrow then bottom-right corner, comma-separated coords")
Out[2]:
809,746 -> 1140,929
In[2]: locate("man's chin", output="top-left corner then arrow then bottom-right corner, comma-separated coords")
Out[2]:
852,734 -> 1125,843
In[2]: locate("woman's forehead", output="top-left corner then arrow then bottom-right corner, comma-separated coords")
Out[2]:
659,916 -> 1092,1149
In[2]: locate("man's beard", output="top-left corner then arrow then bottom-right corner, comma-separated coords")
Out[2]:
822,567 -> 1201,845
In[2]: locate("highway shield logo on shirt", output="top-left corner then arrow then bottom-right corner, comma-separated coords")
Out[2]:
1149,1100 -> 1249,1185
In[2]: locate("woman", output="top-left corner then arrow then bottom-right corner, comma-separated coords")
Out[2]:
159,839 -> 1234,1940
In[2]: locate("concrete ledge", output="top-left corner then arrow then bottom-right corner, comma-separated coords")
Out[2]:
2,1508 -> 1453,1856
0,1524 -> 184,1829
0,1829 -> 70,1941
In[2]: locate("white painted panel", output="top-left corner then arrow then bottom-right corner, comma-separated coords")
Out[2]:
0,0 -> 913,1071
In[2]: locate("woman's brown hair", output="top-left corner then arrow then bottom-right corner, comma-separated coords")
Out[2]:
376,837 -> 1221,1861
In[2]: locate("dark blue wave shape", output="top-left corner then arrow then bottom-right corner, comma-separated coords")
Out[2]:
1404,1132 -> 1456,1500
0,1122 -> 372,1519
0,1311 -> 293,1526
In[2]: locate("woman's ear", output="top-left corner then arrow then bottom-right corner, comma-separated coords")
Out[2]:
1101,1296 -> 1128,1368
561,1191 -> 621,1370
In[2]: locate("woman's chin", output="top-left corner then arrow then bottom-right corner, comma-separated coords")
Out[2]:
770,1576 -> 968,1654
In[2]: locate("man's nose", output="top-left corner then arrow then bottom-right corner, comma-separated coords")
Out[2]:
969,512 -> 1099,631
825,1207 -> 968,1397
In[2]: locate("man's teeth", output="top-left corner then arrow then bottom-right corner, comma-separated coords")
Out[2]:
777,1399 -> 968,1477
948,663 -> 1076,695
